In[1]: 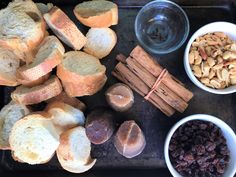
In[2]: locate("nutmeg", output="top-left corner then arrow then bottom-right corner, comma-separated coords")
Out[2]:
114,120 -> 146,158
85,108 -> 114,145
105,83 -> 134,112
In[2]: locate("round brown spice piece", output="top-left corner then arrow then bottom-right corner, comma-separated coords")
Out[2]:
85,108 -> 114,145
114,120 -> 146,158
106,83 -> 134,112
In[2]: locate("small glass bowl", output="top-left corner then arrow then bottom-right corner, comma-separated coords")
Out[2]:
135,0 -> 189,54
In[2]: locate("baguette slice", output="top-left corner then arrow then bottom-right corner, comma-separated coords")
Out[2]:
9,112 -> 59,165
47,92 -> 86,111
17,36 -> 64,82
44,6 -> 86,50
57,126 -> 96,173
0,0 -> 46,63
84,28 -> 117,59
73,0 -> 118,28
57,51 -> 107,97
0,48 -> 20,86
58,156 -> 96,174
0,101 -> 30,150
9,0 -> 43,18
17,73 -> 50,87
45,101 -> 85,134
11,76 -> 62,105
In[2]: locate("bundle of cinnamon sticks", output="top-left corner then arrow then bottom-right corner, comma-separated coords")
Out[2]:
112,46 -> 193,117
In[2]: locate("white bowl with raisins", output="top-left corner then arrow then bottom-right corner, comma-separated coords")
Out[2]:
164,114 -> 236,177
184,22 -> 236,94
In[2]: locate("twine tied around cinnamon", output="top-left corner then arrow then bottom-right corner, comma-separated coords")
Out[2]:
144,69 -> 168,100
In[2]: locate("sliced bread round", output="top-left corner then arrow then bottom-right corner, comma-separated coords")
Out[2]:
0,101 -> 30,150
57,51 -> 107,97
11,75 -> 62,105
44,7 -> 86,50
17,36 -> 64,82
73,0 -> 118,28
0,48 -> 20,86
83,28 -> 117,59
58,156 -> 96,174
45,101 -> 85,134
17,73 -> 51,87
9,112 -> 59,165
56,126 -> 96,173
0,0 -> 46,63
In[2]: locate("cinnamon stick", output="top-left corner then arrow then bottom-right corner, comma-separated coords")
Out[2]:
126,57 -> 188,113
130,46 -> 193,102
113,63 -> 175,116
112,71 -> 169,114
116,54 -> 127,64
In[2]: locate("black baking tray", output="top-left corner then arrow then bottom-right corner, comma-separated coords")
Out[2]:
0,0 -> 236,176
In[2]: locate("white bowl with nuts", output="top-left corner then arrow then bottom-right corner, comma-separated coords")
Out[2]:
184,22 -> 236,94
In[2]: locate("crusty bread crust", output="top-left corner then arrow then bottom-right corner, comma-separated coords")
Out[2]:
17,36 -> 64,82
44,7 -> 86,50
57,51 -> 107,97
56,126 -> 96,173
17,73 -> 50,87
59,75 -> 107,97
57,155 -> 96,173
0,73 -> 19,87
83,28 -> 117,59
0,101 -> 30,150
17,50 -> 62,81
0,48 -> 21,86
0,0 -> 46,63
46,92 -> 86,111
9,112 -> 59,164
11,76 -> 62,105
57,64 -> 107,96
45,101 -> 85,134
73,2 -> 118,28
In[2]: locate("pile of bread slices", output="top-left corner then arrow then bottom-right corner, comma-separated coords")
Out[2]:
0,0 -> 118,173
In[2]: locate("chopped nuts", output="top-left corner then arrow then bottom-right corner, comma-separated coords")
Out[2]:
189,51 -> 195,64
189,32 -> 236,89
222,51 -> 236,60
207,57 -> 215,67
210,78 -> 221,89
192,65 -> 202,78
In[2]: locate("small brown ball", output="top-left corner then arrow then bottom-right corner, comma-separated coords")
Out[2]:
114,120 -> 146,158
85,108 -> 114,145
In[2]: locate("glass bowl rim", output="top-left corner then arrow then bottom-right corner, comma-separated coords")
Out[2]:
134,0 -> 190,54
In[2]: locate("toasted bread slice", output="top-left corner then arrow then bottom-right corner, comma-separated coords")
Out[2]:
0,0 -> 46,63
0,48 -> 20,86
57,126 -> 96,173
57,51 -> 107,97
9,0 -> 43,18
84,28 -> 117,59
17,36 -> 64,82
11,76 -> 62,105
0,101 -> 30,150
58,156 -> 96,174
73,0 -> 118,28
44,6 -> 86,50
17,73 -> 50,87
45,101 -> 85,134
47,92 -> 86,111
9,112 -> 59,164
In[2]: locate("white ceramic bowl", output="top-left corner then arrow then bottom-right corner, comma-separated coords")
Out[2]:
164,114 -> 236,177
184,22 -> 236,94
